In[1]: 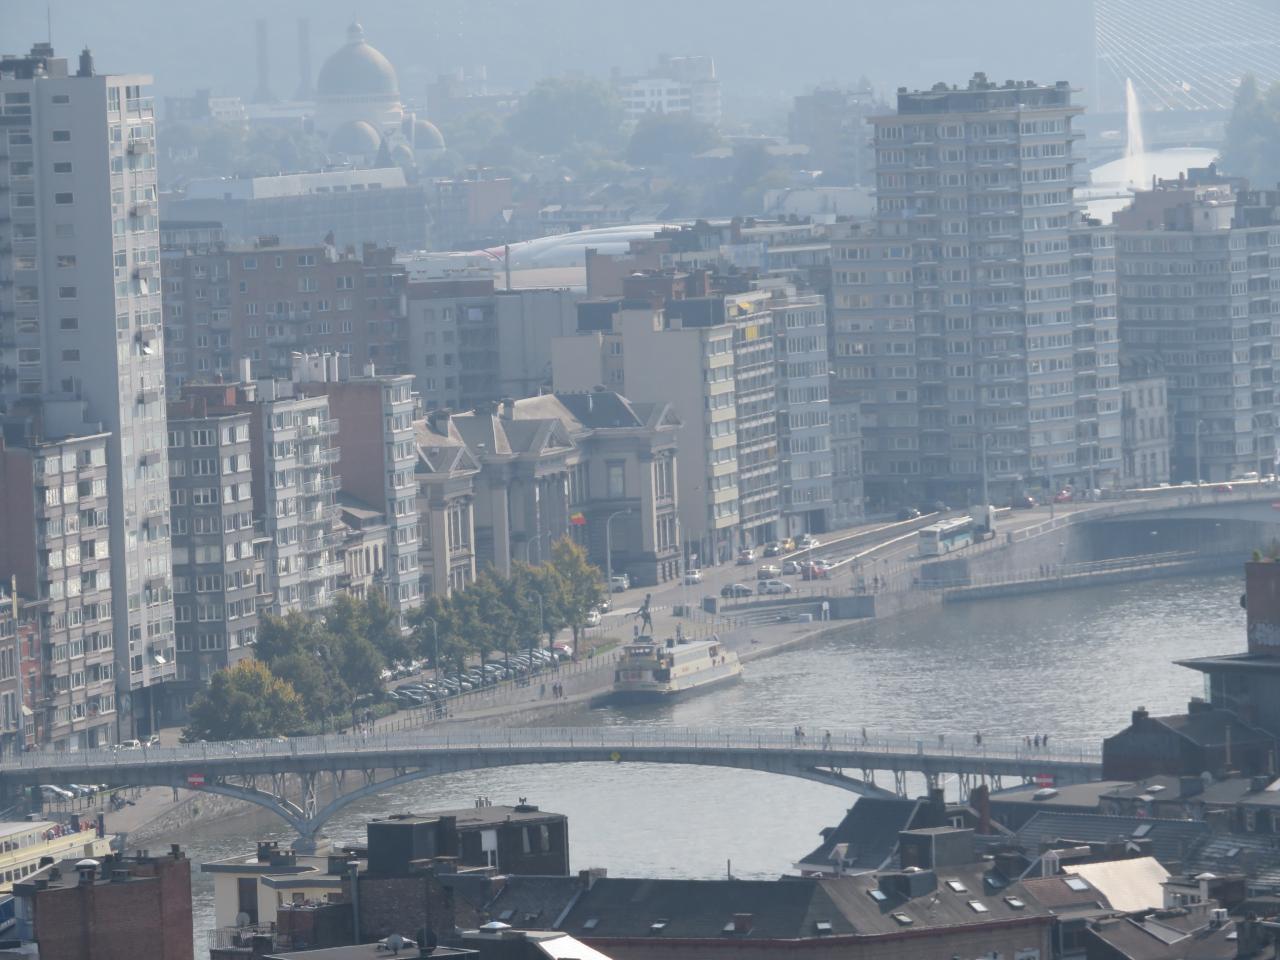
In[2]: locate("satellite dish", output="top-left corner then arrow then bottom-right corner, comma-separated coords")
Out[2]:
235,912 -> 251,928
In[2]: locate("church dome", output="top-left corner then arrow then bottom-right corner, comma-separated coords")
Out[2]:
402,115 -> 446,151
316,23 -> 398,98
328,119 -> 381,155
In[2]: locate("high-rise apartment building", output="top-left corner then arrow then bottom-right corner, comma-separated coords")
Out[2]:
1114,173 -> 1280,481
613,55 -> 721,127
295,358 -> 422,619
832,74 -> 1121,507
0,424 -> 117,749
165,391 -> 259,706
0,43 -> 176,735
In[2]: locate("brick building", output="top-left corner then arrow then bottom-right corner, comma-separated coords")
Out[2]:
161,236 -> 408,389
12,846 -> 194,960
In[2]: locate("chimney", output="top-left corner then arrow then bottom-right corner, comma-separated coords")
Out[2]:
253,18 -> 272,103
500,397 -> 515,420
295,18 -> 312,99
1132,706 -> 1149,726
970,784 -> 992,835
239,356 -> 252,385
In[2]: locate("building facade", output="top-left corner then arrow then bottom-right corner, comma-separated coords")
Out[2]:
613,55 -> 722,127
1119,356 -> 1171,487
161,236 -> 407,390
165,392 -> 259,706
0,43 -> 175,736
0,426 -> 118,749
1114,175 -> 1280,482
831,74 -> 1122,507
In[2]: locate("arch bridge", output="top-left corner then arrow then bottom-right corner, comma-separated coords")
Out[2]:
1,727 -> 1101,847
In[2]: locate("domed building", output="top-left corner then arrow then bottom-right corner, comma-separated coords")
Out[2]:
316,22 -> 404,147
402,114 -> 446,153
328,119 -> 382,157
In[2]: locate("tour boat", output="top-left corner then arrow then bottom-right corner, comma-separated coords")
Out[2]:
610,636 -> 743,701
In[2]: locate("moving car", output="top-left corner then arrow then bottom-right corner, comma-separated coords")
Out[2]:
735,548 -> 755,565
797,534 -> 820,549
1053,489 -> 1073,503
584,608 -> 602,627
1010,494 -> 1036,509
758,579 -> 793,595
116,739 -> 142,751
720,583 -> 754,598
762,542 -> 782,557
896,507 -> 922,521
779,537 -> 797,552
609,575 -> 630,593
682,569 -> 703,585
756,565 -> 781,579
781,560 -> 803,575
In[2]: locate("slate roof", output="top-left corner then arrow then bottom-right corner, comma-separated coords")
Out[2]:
1020,874 -> 1113,912
478,875 -> 583,930
822,865 -> 1052,935
795,798 -> 922,874
554,392 -> 643,431
1014,812 -> 1209,869
1086,914 -> 1267,960
1150,711 -> 1273,748
1188,834 -> 1280,888
557,877 -> 854,940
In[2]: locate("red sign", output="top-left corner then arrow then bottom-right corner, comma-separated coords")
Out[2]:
186,773 -> 205,787
1034,774 -> 1055,788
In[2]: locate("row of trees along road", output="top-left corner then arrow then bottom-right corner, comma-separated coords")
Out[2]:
183,538 -> 605,741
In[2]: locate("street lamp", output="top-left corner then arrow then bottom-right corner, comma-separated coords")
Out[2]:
605,510 -> 631,595
525,530 -> 549,565
422,615 -> 440,681
1193,418 -> 1210,496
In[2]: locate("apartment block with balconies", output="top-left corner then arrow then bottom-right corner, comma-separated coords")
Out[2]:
832,73 -> 1120,507
165,390 -> 259,707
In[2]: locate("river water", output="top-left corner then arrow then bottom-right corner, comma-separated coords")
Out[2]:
169,571 -> 1245,956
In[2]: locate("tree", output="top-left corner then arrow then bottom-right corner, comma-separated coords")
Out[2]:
270,652 -> 340,725
184,660 -> 304,741
547,536 -> 604,652
1220,73 -> 1280,187
626,113 -> 720,166
506,76 -> 624,154
363,591 -> 415,668
254,610 -> 325,665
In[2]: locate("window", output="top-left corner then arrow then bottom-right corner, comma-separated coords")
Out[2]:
967,901 -> 989,914
58,286 -> 77,299
51,130 -> 71,142
54,192 -> 73,205
606,462 -> 626,498
1063,877 -> 1089,892
53,161 -> 72,174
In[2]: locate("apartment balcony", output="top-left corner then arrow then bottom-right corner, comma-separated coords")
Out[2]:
298,419 -> 339,438
298,447 -> 340,467
299,475 -> 340,497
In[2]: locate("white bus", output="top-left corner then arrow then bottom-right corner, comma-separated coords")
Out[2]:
918,516 -> 976,557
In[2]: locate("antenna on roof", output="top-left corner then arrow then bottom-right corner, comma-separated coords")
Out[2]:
46,3 -> 52,44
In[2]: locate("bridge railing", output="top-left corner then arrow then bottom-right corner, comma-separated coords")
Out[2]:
0,725 -> 1101,774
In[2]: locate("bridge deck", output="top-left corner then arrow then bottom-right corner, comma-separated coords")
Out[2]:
0,727 -> 1102,786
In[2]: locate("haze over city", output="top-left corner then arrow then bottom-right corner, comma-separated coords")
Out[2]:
6,1 -> 1280,959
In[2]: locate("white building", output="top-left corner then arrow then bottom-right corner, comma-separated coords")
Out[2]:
0,43 -> 177,735
614,55 -> 722,127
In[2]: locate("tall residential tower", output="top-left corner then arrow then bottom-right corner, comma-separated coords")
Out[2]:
0,44 -> 175,735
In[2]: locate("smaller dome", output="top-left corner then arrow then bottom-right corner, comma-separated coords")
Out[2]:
329,119 -> 381,155
402,116 -> 446,151
390,142 -> 414,163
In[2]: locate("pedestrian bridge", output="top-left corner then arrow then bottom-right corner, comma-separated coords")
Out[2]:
2,727 -> 1101,845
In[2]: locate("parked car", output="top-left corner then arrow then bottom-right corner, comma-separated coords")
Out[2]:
797,534 -> 820,549
682,569 -> 703,585
147,733 -> 161,746
1214,484 -> 1234,494
802,563 -> 831,581
609,575 -> 630,593
584,608 -> 602,627
781,560 -> 803,575
1053,489 -> 1073,503
762,542 -> 782,557
756,565 -> 781,579
758,579 -> 793,595
779,537 -> 797,552
597,596 -> 612,613
116,739 -> 142,751
896,507 -> 922,521
736,548 -> 756,565
1010,494 -> 1036,509
720,583 -> 754,598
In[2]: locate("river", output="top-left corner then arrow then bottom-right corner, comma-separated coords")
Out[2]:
168,570 -> 1245,956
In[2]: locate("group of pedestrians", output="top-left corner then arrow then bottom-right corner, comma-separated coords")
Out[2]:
1024,734 -> 1051,750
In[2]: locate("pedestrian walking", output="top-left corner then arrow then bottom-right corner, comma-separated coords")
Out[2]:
1034,734 -> 1041,749
823,730 -> 832,750
1043,734 -> 1050,749
861,726 -> 868,744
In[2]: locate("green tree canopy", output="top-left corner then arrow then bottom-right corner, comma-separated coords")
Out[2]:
627,113 -> 721,166
506,76 -> 624,154
1220,73 -> 1280,188
184,660 -> 304,741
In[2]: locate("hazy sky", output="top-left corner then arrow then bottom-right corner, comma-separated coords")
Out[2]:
3,0 -> 1097,113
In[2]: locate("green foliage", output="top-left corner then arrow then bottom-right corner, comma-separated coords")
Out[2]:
627,113 -> 721,166
1220,74 -> 1280,188
506,76 -> 624,154
406,536 -> 605,664
184,660 -> 304,741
